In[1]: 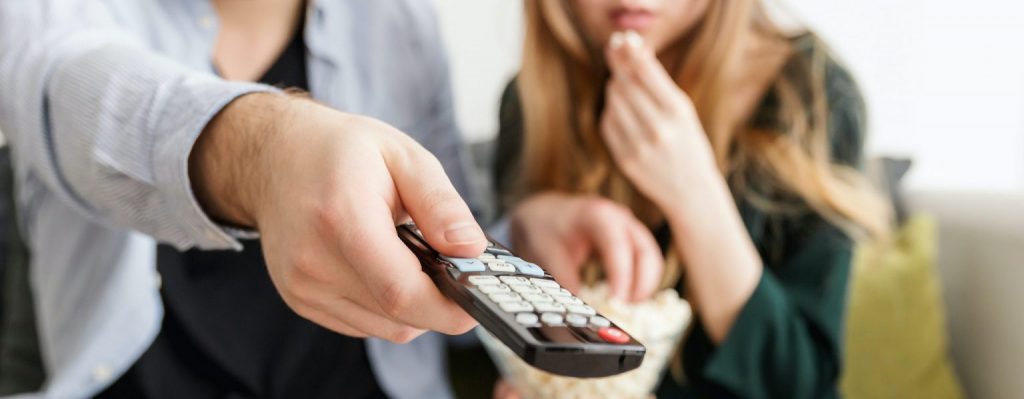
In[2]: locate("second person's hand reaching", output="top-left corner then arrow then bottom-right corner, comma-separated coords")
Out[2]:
510,192 -> 663,302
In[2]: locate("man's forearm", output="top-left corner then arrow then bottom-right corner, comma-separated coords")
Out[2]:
189,92 -> 294,229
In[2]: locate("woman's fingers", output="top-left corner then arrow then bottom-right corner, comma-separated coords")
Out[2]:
608,77 -> 661,140
604,81 -> 647,144
629,219 -> 664,301
600,100 -> 631,160
535,243 -> 584,294
493,379 -> 522,399
580,202 -> 640,301
607,30 -> 688,112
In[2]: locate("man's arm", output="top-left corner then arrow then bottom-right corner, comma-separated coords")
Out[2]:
0,2 -> 272,250
1,1 -> 488,342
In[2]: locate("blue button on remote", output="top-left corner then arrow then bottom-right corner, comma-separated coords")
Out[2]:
497,255 -> 545,277
444,257 -> 486,272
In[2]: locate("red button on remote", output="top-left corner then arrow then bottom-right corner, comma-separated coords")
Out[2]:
597,327 -> 630,344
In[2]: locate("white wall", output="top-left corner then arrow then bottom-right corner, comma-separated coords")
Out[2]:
434,0 -> 1024,191
780,0 -> 1024,191
434,0 -> 523,143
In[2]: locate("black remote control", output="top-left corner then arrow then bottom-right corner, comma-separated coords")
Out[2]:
397,223 -> 645,378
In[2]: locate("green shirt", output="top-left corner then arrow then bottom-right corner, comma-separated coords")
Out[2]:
491,36 -> 865,398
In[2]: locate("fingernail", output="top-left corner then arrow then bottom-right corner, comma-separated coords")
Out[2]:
445,223 -> 484,244
609,31 -> 624,49
624,30 -> 643,48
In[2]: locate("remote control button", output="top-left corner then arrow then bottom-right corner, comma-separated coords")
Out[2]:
499,276 -> 530,286
443,257 -> 486,272
515,262 -> 545,277
477,284 -> 510,294
529,278 -> 560,289
510,285 -> 542,294
534,302 -> 566,314
488,293 -> 521,303
478,253 -> 496,260
554,295 -> 583,305
486,261 -> 517,273
499,301 -> 534,313
566,304 -> 596,316
597,327 -> 630,344
515,313 -> 539,325
565,313 -> 588,327
468,275 -> 500,285
497,256 -> 545,277
542,287 -> 572,297
589,316 -> 611,328
541,313 -> 564,326
521,293 -> 553,303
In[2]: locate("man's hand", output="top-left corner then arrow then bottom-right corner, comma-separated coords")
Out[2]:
510,192 -> 662,302
190,93 -> 486,342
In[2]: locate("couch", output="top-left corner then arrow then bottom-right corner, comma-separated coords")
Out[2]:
909,189 -> 1024,398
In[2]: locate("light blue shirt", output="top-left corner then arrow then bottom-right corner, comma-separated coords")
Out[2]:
0,0 -> 479,397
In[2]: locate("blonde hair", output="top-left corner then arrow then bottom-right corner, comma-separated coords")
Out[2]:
515,0 -> 891,244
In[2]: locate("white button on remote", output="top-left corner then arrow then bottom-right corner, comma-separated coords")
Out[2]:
565,313 -> 588,327
468,275 -> 500,285
534,302 -> 566,314
541,313 -> 564,326
542,287 -> 572,297
530,278 -> 560,289
487,261 -> 516,273
515,313 -> 539,325
499,276 -> 530,285
478,284 -> 511,294
522,293 -> 553,303
554,295 -> 583,305
510,285 -> 542,294
566,304 -> 596,316
589,316 -> 611,328
500,301 -> 534,313
489,293 -> 521,303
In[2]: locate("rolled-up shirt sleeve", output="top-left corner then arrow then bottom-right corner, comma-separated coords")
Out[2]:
0,3 -> 276,250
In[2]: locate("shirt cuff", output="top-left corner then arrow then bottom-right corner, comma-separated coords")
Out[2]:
152,77 -> 280,251
701,271 -> 792,392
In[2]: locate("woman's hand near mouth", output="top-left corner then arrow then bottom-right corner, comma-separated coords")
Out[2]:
601,31 -> 763,342
601,30 -> 720,212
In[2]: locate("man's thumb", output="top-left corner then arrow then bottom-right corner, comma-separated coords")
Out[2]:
387,141 -> 486,257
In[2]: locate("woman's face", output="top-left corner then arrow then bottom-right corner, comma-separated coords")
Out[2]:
572,0 -> 710,53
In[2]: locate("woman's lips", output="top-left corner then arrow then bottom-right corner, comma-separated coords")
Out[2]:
611,9 -> 655,30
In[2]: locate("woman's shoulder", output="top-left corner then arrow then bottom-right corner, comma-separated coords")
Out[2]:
800,35 -> 868,168
765,33 -> 868,168
788,33 -> 861,97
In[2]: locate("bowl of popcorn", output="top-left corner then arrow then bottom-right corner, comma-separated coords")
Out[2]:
478,283 -> 692,399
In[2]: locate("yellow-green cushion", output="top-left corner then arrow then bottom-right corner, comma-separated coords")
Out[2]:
841,215 -> 964,398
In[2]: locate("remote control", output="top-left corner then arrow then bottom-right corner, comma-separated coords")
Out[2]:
397,223 -> 645,378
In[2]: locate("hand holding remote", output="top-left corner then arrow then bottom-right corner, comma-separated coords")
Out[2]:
191,94 -> 485,342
